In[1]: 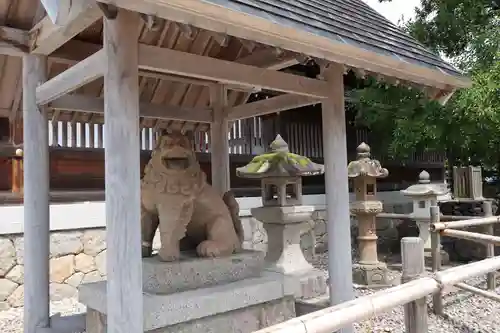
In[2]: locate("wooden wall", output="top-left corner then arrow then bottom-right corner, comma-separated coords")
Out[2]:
0,157 -> 11,191
41,147 -> 443,193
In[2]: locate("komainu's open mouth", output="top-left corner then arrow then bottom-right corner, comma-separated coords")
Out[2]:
163,157 -> 190,170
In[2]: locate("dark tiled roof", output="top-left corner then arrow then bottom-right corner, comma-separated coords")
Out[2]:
203,0 -> 463,77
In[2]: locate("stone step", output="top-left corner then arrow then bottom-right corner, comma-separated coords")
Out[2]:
79,271 -> 294,332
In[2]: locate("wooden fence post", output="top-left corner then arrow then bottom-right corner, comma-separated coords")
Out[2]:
482,200 -> 496,291
401,237 -> 428,333
430,205 -> 443,315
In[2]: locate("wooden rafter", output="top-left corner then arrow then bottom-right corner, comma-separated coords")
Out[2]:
30,0 -> 102,55
50,94 -> 213,123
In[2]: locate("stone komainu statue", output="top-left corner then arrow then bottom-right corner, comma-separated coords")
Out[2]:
140,130 -> 244,261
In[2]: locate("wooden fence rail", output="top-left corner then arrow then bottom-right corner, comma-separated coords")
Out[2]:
430,201 -> 498,314
253,236 -> 500,333
256,204 -> 500,333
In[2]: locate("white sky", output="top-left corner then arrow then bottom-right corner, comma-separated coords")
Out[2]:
361,0 -> 421,26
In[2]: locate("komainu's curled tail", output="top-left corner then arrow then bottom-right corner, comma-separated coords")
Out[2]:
222,190 -> 244,246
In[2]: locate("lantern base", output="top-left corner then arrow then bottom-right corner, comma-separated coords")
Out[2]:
352,262 -> 391,287
423,248 -> 450,267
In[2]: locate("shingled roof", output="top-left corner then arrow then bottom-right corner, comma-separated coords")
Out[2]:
185,0 -> 470,89
215,0 -> 460,75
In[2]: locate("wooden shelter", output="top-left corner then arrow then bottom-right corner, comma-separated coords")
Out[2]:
0,1 -> 470,333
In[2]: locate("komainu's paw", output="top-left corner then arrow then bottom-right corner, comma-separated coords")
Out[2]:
158,245 -> 180,262
196,240 -> 223,258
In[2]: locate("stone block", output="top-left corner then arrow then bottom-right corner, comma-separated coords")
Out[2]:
352,263 -> 391,287
424,249 -> 450,267
82,230 -> 106,256
142,250 -> 264,294
0,278 -> 18,301
280,268 -> 327,300
0,238 -> 16,276
5,265 -> 23,284
75,253 -> 96,273
50,232 -> 83,257
79,271 -> 294,332
7,285 -> 23,307
50,255 -> 75,283
86,297 -> 295,333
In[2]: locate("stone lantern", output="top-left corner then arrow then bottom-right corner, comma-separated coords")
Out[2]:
348,143 -> 390,286
237,134 -> 327,299
401,170 -> 448,254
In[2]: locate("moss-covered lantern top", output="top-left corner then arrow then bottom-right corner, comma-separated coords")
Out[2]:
236,134 -> 324,178
237,135 -> 324,207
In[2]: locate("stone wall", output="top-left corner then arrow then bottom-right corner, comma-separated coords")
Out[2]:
0,229 -> 107,310
0,216 -> 272,311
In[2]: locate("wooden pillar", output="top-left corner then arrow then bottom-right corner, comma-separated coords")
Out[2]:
103,9 -> 143,333
210,85 -> 230,194
430,206 -> 443,315
483,201 -> 496,290
321,63 -> 354,333
22,54 -> 50,333
401,237 -> 428,333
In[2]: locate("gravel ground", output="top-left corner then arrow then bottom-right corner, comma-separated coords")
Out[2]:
1,254 -> 499,333
0,298 -> 86,333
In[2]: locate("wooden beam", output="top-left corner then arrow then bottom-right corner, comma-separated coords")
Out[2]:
36,50 -> 105,105
103,8 -> 142,333
228,94 -> 320,120
50,94 -> 213,123
0,26 -> 29,55
30,0 -> 102,55
138,45 -> 330,98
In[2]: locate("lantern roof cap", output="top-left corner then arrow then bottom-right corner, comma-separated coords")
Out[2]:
401,170 -> 448,197
236,134 -> 324,179
347,142 -> 389,179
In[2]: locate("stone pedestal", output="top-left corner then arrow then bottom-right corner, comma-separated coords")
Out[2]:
251,205 -> 327,300
352,262 -> 390,287
79,251 -> 295,333
423,248 -> 450,267
350,201 -> 390,287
